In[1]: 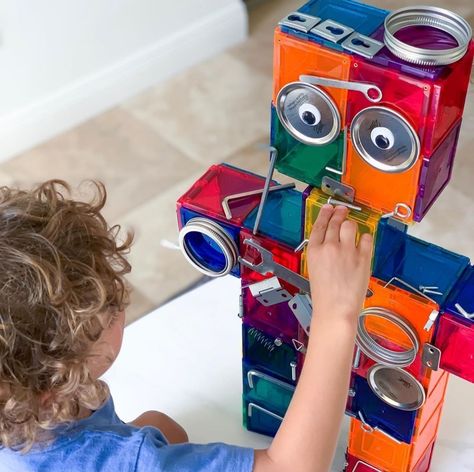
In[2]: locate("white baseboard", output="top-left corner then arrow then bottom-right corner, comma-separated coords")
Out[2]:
0,2 -> 248,163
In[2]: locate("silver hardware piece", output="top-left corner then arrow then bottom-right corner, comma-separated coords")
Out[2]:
238,293 -> 244,318
222,183 -> 295,220
342,32 -> 385,59
327,197 -> 362,212
353,347 -> 362,369
420,287 -> 443,296
310,19 -> 354,43
300,75 -> 382,103
384,277 -> 439,307
422,343 -> 441,370
356,306 -> 419,367
248,402 -> 283,421
358,411 -> 403,444
279,12 -> 321,33
253,147 -> 278,235
321,176 -> 355,202
292,339 -> 307,354
179,217 -> 239,277
455,303 -> 474,320
384,278 -> 440,332
248,277 -> 293,307
381,203 -> 413,221
348,388 -> 356,398
351,106 -> 420,174
276,82 -> 341,146
247,369 -> 295,391
353,460 -> 382,472
290,361 -> 297,382
367,365 -> 426,412
325,127 -> 349,176
384,6 -> 472,66
288,293 -> 313,335
424,309 -> 440,332
274,338 -> 283,347
294,239 -> 309,253
240,238 -> 311,294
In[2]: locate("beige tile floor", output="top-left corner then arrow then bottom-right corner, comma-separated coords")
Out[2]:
1,0 -> 473,323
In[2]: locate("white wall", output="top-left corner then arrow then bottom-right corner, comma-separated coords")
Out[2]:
0,0 -> 247,161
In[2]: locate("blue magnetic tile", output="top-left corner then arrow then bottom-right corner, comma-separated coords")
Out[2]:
373,219 -> 470,306
242,324 -> 298,385
348,375 -> 417,444
243,362 -> 294,418
244,396 -> 282,437
281,0 -> 388,52
243,188 -> 304,249
445,265 -> 474,320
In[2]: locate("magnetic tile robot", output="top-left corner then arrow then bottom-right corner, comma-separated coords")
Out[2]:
176,2 -> 474,470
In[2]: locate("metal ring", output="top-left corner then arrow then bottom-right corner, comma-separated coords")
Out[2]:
384,6 -> 472,66
179,217 -> 238,277
356,307 -> 420,367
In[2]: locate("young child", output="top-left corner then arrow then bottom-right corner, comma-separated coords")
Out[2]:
0,180 -> 372,472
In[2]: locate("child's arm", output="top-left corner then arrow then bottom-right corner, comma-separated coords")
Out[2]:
130,410 -> 188,444
253,204 -> 373,472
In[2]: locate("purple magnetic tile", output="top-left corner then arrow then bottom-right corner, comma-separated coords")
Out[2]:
241,283 -> 299,345
367,26 -> 453,80
414,119 -> 462,222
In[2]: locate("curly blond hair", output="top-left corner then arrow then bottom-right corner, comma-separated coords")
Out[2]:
0,180 -> 133,451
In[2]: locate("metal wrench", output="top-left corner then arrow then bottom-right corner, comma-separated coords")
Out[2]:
239,238 -> 311,294
300,75 -> 382,103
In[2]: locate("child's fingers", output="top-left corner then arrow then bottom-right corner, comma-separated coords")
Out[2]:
309,204 -> 334,246
339,219 -> 357,247
324,205 -> 348,242
358,232 -> 374,263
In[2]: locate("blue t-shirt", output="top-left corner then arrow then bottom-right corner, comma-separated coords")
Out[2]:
0,396 -> 255,472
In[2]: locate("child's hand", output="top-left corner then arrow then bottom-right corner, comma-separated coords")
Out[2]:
255,204 -> 374,472
307,204 -> 373,327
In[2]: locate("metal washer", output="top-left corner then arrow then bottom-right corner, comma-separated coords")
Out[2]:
350,106 -> 420,173
367,364 -> 426,411
276,81 -> 341,146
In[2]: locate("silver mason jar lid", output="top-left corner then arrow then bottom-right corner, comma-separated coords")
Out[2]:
367,364 -> 426,411
384,6 -> 472,66
276,81 -> 341,146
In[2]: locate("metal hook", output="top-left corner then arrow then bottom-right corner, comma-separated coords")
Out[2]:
381,203 -> 412,220
455,303 -> 474,320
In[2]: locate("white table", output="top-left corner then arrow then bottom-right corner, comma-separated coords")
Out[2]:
104,277 -> 474,472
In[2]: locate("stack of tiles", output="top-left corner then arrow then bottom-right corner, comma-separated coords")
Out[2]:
176,1 -> 473,470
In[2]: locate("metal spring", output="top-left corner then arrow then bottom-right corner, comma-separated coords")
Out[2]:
248,327 -> 276,352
